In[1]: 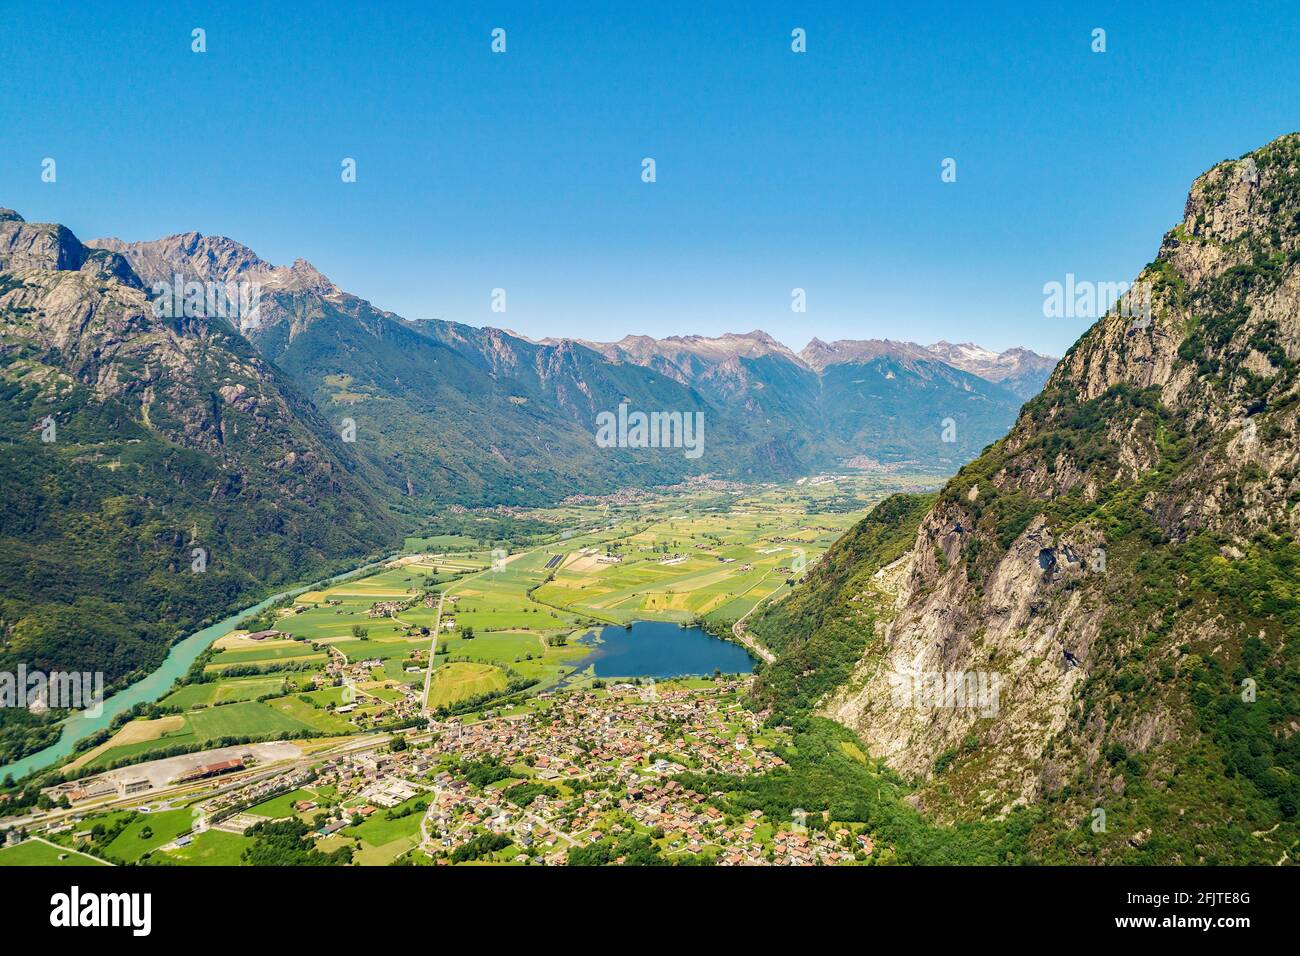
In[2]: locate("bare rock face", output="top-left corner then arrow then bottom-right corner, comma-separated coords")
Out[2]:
85,231 -> 410,355
2,215 -> 139,287
89,231 -> 268,286
89,232 -> 343,297
816,133 -> 1300,856
823,505 -> 1104,816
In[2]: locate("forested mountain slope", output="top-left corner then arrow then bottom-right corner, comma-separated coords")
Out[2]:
0,211 -> 399,761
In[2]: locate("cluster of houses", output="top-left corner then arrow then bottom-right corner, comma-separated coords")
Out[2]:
197,765 -> 317,829
367,599 -> 410,618
16,677 -> 879,867
405,682 -> 852,864
318,647 -> 425,726
431,684 -> 784,785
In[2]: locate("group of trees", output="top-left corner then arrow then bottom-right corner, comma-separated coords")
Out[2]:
243,819 -> 352,866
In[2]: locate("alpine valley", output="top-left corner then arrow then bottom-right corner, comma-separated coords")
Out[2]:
2,133 -> 1298,868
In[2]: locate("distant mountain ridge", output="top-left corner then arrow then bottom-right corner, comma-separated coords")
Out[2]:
921,340 -> 1059,399
81,233 -> 1050,499
800,336 -> 1056,398
546,329 -> 1056,398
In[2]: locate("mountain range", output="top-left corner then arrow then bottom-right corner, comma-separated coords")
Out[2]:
85,230 -> 1054,503
540,330 -> 1054,400
749,132 -> 1300,863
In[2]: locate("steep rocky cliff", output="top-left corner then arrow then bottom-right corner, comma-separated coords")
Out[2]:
753,134 -> 1300,863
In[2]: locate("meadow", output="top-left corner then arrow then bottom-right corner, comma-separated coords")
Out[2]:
427,662 -> 508,708
0,839 -> 110,866
158,829 -> 251,866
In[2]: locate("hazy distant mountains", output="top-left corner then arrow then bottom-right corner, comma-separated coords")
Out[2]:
84,230 -> 1055,501
917,341 -> 1059,399
800,337 -> 1056,399
547,329 -> 1055,467
549,330 -> 1056,400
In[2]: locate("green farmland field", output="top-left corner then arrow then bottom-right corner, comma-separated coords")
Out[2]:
0,840 -> 110,867
427,662 -> 508,708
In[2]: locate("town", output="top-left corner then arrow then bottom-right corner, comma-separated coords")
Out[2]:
1,679 -> 877,866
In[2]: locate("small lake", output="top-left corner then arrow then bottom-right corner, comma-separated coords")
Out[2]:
577,620 -> 756,679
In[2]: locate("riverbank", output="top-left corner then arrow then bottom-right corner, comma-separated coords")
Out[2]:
0,553 -> 403,784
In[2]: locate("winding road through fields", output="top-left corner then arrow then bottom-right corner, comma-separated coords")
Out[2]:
731,584 -> 778,664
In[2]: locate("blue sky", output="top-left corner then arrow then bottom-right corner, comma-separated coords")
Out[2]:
2,1 -> 1297,356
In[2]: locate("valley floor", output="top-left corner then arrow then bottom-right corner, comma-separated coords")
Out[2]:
2,472 -> 942,866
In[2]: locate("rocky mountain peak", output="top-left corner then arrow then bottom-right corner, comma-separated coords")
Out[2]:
272,257 -> 337,296
653,329 -> 801,362
87,231 -> 269,287
924,340 -> 1058,398
1050,132 -> 1300,421
0,210 -> 139,287
798,337 -> 934,372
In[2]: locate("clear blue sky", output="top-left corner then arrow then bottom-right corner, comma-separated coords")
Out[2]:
2,1 -> 1297,356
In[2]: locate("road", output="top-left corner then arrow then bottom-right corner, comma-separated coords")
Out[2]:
420,562 -> 494,713
731,580 -> 778,664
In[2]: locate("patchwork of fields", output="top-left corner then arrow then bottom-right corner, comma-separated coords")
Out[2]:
51,476 -> 922,776
533,488 -> 861,625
